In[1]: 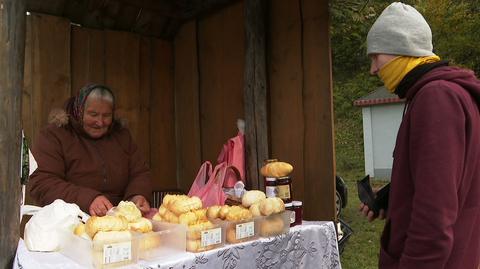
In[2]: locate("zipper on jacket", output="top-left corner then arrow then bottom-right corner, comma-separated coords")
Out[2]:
92,140 -> 108,191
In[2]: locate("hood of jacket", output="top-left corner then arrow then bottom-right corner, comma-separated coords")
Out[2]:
406,66 -> 480,103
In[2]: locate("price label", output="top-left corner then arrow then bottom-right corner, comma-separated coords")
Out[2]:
103,242 -> 131,265
201,227 -> 222,247
236,221 -> 255,239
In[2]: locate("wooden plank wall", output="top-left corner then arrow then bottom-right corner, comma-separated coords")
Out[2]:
174,21 -> 202,192
23,13 -> 176,195
71,26 -> 105,93
23,13 -> 71,146
268,0 -> 335,220
149,39 -> 177,190
175,1 -> 245,191
268,0 -> 306,208
175,0 -> 335,220
198,1 -> 245,164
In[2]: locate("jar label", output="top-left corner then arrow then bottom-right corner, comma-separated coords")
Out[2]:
103,242 -> 131,265
265,186 -> 277,198
290,211 -> 296,224
277,184 -> 291,199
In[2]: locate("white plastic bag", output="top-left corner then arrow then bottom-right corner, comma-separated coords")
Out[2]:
24,199 -> 89,252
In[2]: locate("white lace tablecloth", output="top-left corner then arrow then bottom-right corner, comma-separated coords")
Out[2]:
14,221 -> 342,269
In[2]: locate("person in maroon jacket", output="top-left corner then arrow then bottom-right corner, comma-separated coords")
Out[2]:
360,2 -> 480,269
29,84 -> 152,217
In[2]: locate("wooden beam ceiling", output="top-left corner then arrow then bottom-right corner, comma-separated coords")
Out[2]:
25,0 -> 238,39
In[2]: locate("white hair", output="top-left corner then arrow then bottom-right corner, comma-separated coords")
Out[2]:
86,87 -> 114,105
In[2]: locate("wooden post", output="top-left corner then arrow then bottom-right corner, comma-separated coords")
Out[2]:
244,0 -> 268,191
0,0 -> 26,267
302,0 -> 336,220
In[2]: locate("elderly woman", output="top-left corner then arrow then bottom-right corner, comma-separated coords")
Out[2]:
29,84 -> 152,216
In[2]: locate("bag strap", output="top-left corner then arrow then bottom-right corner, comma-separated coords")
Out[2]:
225,165 -> 242,183
202,161 -> 213,183
211,164 -> 242,185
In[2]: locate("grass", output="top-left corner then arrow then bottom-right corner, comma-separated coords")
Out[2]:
337,169 -> 386,269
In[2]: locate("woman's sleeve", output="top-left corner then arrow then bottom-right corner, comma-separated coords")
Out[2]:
123,130 -> 153,203
29,127 -> 102,212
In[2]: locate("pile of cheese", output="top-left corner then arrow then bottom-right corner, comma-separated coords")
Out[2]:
74,201 -> 159,254
207,190 -> 287,239
152,195 -> 216,252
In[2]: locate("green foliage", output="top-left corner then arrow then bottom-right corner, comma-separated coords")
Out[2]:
330,0 -> 387,80
416,0 -> 480,73
334,72 -> 381,172
338,169 -> 385,269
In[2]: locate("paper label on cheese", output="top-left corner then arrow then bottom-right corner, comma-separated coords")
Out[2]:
103,242 -> 132,265
201,228 -> 222,247
236,221 -> 255,239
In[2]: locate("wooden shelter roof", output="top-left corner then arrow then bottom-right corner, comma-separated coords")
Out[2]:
25,0 -> 238,39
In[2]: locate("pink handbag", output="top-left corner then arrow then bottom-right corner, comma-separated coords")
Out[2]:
217,132 -> 245,188
188,162 -> 241,207
187,161 -> 213,198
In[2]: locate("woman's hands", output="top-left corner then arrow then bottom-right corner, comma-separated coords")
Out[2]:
89,195 -> 113,216
359,203 -> 386,221
130,195 -> 151,214
88,194 -> 151,216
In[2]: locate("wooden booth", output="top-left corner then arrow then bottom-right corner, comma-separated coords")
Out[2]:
0,0 -> 334,266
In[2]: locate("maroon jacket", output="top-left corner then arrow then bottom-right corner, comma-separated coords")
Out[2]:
380,66 -> 480,269
29,110 -> 152,213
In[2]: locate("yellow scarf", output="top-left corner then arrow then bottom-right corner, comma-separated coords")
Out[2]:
379,55 -> 441,93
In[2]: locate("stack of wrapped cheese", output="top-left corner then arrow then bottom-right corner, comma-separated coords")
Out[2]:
240,190 -> 287,236
206,204 -> 254,243
207,190 -> 287,240
152,195 -> 218,252
72,201 -> 158,268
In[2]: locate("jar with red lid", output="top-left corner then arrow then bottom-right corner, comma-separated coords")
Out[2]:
292,200 -> 303,226
276,176 -> 292,203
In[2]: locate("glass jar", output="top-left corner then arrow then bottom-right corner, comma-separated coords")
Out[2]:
265,177 -> 277,198
276,176 -> 292,203
292,200 -> 303,226
284,202 -> 295,227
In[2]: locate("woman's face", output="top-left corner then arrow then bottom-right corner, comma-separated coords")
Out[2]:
82,97 -> 113,139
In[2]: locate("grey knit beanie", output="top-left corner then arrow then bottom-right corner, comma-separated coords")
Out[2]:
367,2 -> 434,57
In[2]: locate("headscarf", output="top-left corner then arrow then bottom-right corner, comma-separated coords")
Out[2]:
65,84 -> 115,122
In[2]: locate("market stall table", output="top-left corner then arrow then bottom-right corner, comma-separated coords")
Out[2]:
14,221 -> 342,269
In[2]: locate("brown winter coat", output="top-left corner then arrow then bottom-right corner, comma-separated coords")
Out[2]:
29,110 -> 152,213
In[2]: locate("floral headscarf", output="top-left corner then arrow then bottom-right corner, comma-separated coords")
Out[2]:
65,84 -> 115,122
